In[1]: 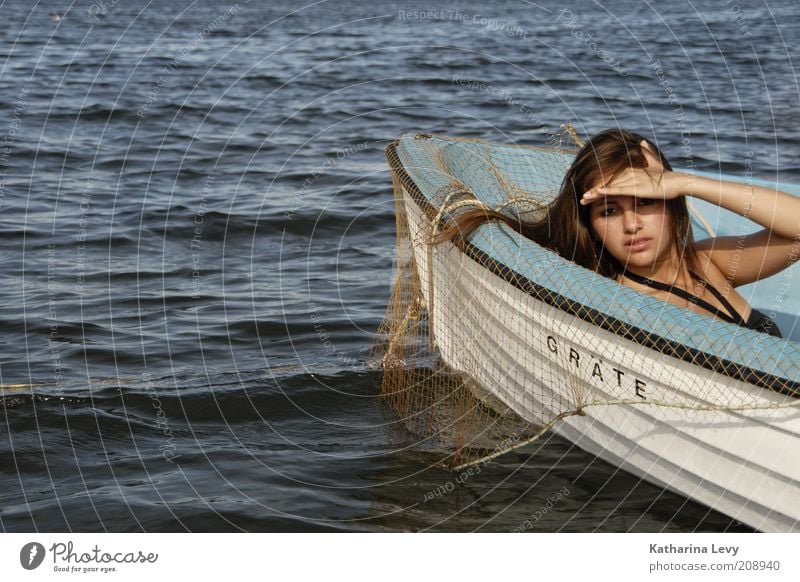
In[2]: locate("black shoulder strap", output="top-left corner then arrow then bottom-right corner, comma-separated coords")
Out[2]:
623,270 -> 745,325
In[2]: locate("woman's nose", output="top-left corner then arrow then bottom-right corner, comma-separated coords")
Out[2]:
622,209 -> 642,233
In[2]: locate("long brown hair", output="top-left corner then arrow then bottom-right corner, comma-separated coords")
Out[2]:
437,128 -> 700,280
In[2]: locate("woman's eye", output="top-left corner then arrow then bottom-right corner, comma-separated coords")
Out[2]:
638,198 -> 655,206
600,207 -> 616,217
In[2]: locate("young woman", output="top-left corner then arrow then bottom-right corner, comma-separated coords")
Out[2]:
439,128 -> 800,337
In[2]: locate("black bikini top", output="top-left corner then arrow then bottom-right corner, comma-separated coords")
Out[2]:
623,269 -> 747,325
622,270 -> 783,338
745,308 -> 783,338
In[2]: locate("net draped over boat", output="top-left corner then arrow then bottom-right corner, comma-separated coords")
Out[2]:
372,132 -> 800,470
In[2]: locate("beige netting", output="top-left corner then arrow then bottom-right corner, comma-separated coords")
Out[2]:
371,127 -> 800,471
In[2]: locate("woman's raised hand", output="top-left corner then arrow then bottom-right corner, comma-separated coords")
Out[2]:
580,168 -> 682,205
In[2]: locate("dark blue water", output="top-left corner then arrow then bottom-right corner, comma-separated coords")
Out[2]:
2,0 -> 797,532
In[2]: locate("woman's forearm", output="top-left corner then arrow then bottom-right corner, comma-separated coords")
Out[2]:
671,171 -> 800,240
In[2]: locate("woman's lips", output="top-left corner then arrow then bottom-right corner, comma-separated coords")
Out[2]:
625,238 -> 652,252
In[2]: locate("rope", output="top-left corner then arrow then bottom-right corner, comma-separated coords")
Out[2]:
450,409 -> 583,471
563,123 -> 585,147
450,395 -> 800,471
687,199 -> 717,237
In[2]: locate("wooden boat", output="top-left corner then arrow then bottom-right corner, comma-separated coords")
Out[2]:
383,133 -> 800,532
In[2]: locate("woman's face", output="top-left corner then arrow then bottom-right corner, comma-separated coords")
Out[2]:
587,142 -> 676,272
589,195 -> 674,271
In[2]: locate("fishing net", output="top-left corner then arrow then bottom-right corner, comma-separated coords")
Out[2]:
371,130 -> 800,471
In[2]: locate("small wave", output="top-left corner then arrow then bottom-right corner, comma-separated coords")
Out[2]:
1,369 -> 382,425
74,103 -> 140,122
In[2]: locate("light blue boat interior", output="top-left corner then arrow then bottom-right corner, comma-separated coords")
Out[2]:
395,134 -> 800,383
